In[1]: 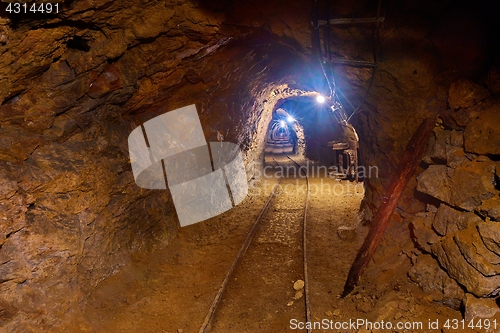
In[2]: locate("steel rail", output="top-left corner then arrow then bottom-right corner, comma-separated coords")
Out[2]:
198,156 -> 312,333
198,160 -> 282,333
285,155 -> 311,333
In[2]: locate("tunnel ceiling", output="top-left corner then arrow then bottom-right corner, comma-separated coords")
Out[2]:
1,0 -> 500,330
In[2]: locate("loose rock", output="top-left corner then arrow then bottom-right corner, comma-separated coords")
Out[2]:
448,78 -> 491,110
410,214 -> 440,253
449,160 -> 496,211
293,279 -> 305,291
464,293 -> 500,321
454,227 -> 500,276
445,145 -> 467,169
477,222 -> 500,256
450,130 -> 464,147
432,236 -> 500,297
479,196 -> 500,221
416,165 -> 452,203
464,103 -> 500,155
337,226 -> 356,241
431,128 -> 450,163
408,254 -> 464,305
433,204 -> 480,236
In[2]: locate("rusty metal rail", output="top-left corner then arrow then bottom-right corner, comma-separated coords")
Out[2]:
285,154 -> 311,333
198,156 -> 311,333
198,160 -> 282,333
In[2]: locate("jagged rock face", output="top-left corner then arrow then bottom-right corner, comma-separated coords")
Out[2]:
353,0 -> 500,225
410,78 -> 500,304
0,0 -> 499,330
408,253 -> 464,309
0,0 -> 318,330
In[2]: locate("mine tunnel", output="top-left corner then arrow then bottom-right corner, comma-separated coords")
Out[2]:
1,0 -> 500,332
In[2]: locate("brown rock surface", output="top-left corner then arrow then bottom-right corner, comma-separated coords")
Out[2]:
454,226 -> 500,276
445,144 -> 467,168
433,204 -> 481,236
0,0 -> 499,330
432,236 -> 500,297
410,213 -> 440,253
464,293 -> 500,321
448,78 -> 491,110
477,222 -> 500,257
479,197 -> 500,221
416,165 -> 452,203
428,127 -> 450,163
408,254 -> 464,306
449,130 -> 464,147
464,103 -> 500,155
449,160 -> 497,211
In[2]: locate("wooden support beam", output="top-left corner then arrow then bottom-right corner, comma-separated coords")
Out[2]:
341,117 -> 436,297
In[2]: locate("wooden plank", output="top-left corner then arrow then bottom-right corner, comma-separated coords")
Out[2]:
341,117 -> 436,297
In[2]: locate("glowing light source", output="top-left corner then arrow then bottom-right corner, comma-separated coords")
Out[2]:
279,120 -> 286,128
287,116 -> 295,122
316,95 -> 326,103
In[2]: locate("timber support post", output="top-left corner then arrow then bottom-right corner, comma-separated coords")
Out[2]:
341,117 -> 436,297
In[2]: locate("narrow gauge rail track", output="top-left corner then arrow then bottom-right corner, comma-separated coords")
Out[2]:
198,155 -> 312,333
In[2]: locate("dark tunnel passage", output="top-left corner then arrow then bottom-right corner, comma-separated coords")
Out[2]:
269,97 -> 346,165
265,108 -> 299,156
1,0 -> 500,332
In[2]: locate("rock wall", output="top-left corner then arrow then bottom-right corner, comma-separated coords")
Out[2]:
409,74 -> 500,317
326,0 -> 500,318
1,0 -> 500,330
0,0 -> 317,331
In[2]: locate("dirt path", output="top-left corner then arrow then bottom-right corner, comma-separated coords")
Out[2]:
68,168 -> 473,333
209,176 -> 308,333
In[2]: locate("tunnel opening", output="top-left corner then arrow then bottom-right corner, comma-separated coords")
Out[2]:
261,95 -> 362,182
264,108 -> 303,159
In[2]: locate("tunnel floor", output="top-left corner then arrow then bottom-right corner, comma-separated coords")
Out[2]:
71,163 -> 469,333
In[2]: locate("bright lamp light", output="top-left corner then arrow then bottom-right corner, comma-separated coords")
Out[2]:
316,95 -> 326,103
287,116 -> 295,122
279,120 -> 286,128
